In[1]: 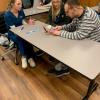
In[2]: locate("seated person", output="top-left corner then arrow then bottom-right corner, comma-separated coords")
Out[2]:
48,0 -> 72,26
4,0 -> 36,69
47,0 -> 72,77
48,0 -> 100,77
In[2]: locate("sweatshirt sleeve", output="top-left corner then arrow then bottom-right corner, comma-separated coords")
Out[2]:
60,18 -> 95,40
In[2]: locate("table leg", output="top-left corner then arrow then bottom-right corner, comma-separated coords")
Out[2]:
83,79 -> 98,100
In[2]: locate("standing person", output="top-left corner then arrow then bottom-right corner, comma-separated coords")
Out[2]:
47,0 -> 100,77
4,0 -> 36,69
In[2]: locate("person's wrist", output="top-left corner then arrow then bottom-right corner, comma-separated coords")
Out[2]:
40,2 -> 43,6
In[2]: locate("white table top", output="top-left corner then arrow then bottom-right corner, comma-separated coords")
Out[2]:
10,21 -> 100,79
24,7 -> 49,16
24,0 -> 50,16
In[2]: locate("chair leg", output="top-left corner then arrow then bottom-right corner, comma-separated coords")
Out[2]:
83,79 -> 98,100
0,48 -> 16,60
14,49 -> 19,65
0,48 -> 19,64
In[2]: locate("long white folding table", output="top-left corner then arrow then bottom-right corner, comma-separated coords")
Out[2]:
10,21 -> 100,100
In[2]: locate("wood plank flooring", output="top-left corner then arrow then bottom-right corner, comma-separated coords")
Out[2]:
0,46 -> 100,100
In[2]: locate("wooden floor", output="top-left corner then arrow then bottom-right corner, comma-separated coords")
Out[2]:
0,46 -> 100,100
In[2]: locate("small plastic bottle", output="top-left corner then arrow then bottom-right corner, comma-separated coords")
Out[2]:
28,16 -> 34,25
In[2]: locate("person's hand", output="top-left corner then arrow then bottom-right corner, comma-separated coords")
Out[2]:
53,26 -> 62,31
48,29 -> 61,36
39,2 -> 44,6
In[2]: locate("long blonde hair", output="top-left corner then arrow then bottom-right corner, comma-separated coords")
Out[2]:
52,0 -> 62,21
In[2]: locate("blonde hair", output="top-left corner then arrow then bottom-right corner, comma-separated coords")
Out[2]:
7,0 -> 16,10
52,0 -> 62,21
7,0 -> 22,10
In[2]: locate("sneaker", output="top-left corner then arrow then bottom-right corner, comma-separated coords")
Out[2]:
21,57 -> 28,69
28,58 -> 36,67
48,68 -> 70,77
55,63 -> 68,71
35,50 -> 44,56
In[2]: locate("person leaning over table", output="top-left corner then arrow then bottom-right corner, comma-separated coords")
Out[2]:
47,0 -> 100,77
4,0 -> 36,69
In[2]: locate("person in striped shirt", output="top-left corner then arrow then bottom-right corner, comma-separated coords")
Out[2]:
47,0 -> 100,77
48,0 -> 100,42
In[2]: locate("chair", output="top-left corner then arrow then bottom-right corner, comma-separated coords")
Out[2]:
0,12 -> 19,65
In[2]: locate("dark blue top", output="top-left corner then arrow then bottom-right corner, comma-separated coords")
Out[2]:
48,3 -> 72,26
4,9 -> 25,30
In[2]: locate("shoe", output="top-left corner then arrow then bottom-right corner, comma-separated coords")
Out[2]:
21,57 -> 28,69
55,63 -> 68,71
48,68 -> 70,77
28,58 -> 36,67
35,50 -> 44,56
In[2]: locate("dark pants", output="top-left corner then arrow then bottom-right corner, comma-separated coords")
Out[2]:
8,31 -> 34,59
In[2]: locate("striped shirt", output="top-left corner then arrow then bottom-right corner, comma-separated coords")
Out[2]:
60,7 -> 100,42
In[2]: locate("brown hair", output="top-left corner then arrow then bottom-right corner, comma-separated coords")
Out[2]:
98,3 -> 100,13
65,0 -> 81,6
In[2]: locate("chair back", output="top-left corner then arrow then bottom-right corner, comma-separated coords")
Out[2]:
0,12 -> 8,34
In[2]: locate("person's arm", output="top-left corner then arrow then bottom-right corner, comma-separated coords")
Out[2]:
60,18 -> 95,40
62,18 -> 78,32
52,18 -> 78,31
50,18 -> 95,40
4,13 -> 15,29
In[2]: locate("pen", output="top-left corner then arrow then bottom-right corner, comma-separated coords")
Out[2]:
21,26 -> 24,30
43,26 -> 48,33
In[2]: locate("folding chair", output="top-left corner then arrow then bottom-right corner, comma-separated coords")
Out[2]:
0,12 -> 19,65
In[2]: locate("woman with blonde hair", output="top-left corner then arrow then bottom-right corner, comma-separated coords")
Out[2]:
48,0 -> 72,26
4,0 -> 36,69
48,0 -> 71,77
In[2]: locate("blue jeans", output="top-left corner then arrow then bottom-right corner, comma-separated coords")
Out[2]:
8,31 -> 34,58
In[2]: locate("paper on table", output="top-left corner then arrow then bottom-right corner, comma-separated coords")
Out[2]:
26,26 -> 41,34
37,6 -> 50,10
